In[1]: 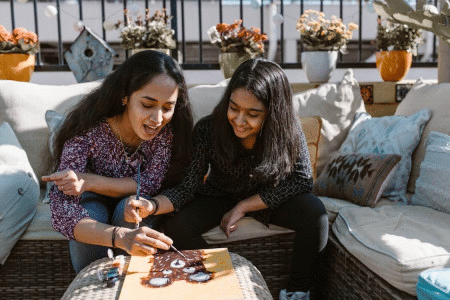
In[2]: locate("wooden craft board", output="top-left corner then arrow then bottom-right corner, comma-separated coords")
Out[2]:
118,248 -> 243,300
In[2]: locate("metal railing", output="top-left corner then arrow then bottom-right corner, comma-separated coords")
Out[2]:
3,0 -> 438,71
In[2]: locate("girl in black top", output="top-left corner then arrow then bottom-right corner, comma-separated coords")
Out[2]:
124,59 -> 328,300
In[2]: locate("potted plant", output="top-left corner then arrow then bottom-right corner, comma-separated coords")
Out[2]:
375,19 -> 423,82
297,10 -> 358,83
208,20 -> 267,78
0,25 -> 39,82
110,8 -> 176,56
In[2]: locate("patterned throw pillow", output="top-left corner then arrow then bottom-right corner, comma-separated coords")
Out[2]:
314,152 -> 401,207
339,109 -> 431,203
411,131 -> 450,214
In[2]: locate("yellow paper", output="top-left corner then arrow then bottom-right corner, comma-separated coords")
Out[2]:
118,248 -> 243,300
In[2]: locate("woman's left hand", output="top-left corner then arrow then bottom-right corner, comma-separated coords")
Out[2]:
221,204 -> 245,238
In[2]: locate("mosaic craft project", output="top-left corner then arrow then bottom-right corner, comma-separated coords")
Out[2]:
141,250 -> 214,288
118,248 -> 242,300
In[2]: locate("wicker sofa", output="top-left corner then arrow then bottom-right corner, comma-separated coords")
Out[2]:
1,72 -> 449,300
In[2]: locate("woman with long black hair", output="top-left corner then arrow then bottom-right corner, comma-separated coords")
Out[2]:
43,50 -> 193,273
124,58 -> 328,300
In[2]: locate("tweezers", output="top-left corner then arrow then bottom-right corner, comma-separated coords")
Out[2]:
135,163 -> 141,229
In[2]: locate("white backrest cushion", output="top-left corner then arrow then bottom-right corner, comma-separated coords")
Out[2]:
293,69 -> 366,176
395,79 -> 450,193
188,79 -> 229,123
0,80 -> 101,183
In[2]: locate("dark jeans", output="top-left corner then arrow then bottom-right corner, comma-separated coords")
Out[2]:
163,192 -> 329,292
69,192 -> 163,273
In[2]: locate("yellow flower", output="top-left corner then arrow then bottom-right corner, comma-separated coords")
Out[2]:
349,23 -> 358,30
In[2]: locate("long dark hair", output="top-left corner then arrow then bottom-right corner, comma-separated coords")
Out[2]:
211,58 -> 302,185
51,50 -> 193,187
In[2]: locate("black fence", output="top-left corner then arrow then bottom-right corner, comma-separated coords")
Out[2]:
4,0 -> 438,71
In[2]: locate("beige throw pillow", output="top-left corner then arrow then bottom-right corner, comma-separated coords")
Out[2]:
300,116 -> 322,180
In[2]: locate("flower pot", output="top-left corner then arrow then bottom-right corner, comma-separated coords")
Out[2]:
375,50 -> 412,82
0,53 -> 35,82
219,52 -> 253,79
301,51 -> 338,83
131,48 -> 171,56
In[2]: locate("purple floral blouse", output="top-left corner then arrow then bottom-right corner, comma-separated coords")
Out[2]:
49,119 -> 173,240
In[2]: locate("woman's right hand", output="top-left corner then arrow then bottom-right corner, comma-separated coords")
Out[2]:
115,227 -> 172,256
123,196 -> 156,224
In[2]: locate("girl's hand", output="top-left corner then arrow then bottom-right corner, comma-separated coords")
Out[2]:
42,169 -> 87,196
115,227 -> 172,256
221,205 -> 245,238
124,197 -> 156,224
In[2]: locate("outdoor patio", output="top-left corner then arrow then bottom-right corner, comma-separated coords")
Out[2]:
2,1 -> 450,300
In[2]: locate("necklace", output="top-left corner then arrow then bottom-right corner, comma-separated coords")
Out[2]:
114,120 -> 143,164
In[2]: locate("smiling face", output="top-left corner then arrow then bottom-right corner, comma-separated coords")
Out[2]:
227,88 -> 267,149
117,74 -> 179,147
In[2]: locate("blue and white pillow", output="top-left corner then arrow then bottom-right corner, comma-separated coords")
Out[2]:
339,109 -> 431,203
411,131 -> 450,214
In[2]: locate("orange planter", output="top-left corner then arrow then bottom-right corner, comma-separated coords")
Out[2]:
375,50 -> 412,82
0,53 -> 36,82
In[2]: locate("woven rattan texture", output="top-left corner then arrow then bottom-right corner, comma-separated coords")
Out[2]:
0,240 -> 76,300
0,232 -> 419,300
324,233 -> 416,300
61,252 -> 272,300
214,233 -> 295,298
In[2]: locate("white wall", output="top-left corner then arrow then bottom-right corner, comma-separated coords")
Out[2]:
30,67 -> 437,86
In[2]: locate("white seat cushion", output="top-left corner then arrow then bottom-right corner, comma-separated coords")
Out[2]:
319,196 -> 361,223
332,204 -> 450,295
320,196 -> 398,223
21,200 -> 66,240
202,217 -> 293,244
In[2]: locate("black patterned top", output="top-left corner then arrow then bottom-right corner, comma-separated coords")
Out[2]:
161,117 -> 313,225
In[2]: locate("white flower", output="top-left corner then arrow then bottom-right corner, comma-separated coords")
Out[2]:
207,26 -> 221,44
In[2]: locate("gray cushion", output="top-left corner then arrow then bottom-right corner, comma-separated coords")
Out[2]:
0,122 -> 40,264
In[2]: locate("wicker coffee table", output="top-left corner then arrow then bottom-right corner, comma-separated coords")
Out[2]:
61,252 -> 272,300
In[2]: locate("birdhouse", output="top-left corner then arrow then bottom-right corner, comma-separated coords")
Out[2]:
64,26 -> 116,83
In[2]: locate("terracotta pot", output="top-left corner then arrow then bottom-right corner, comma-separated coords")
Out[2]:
375,50 -> 413,82
219,52 -> 253,79
301,50 -> 338,83
131,48 -> 171,56
0,53 -> 35,82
